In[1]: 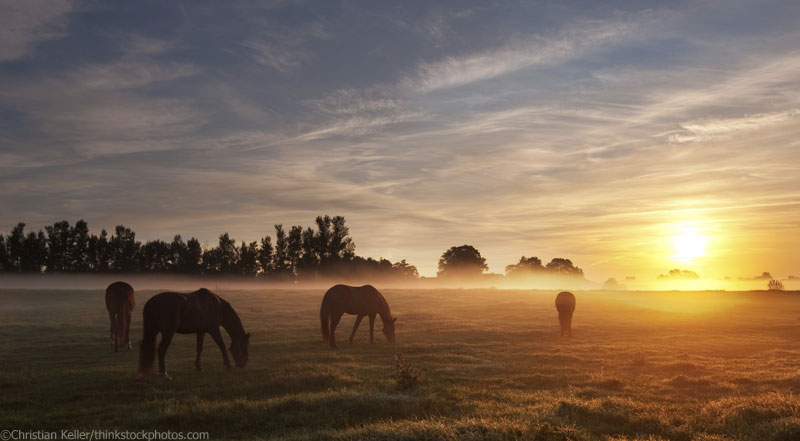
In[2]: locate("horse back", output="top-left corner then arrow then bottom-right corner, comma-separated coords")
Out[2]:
555,291 -> 576,314
323,284 -> 386,315
105,281 -> 134,313
143,289 -> 225,333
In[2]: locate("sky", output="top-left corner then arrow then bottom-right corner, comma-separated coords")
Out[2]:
0,0 -> 798,283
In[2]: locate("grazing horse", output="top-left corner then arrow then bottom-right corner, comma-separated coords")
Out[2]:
137,288 -> 250,379
555,291 -> 576,337
105,281 -> 135,352
320,284 -> 396,349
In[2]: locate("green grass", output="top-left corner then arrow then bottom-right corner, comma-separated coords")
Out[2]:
1,288 -> 799,440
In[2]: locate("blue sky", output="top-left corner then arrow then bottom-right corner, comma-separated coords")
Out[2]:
1,0 -> 799,281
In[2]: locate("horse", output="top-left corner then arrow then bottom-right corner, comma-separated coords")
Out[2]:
105,281 -> 135,352
137,288 -> 250,380
555,291 -> 576,337
320,284 -> 396,349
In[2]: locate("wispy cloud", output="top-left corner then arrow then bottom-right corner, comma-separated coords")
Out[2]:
669,109 -> 800,143
0,0 -> 73,62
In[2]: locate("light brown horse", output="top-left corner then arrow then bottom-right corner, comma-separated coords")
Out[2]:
320,284 -> 396,349
555,291 -> 576,337
105,281 -> 135,351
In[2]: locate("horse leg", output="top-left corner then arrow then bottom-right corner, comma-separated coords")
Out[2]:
125,310 -> 133,350
194,332 -> 205,371
329,312 -> 343,349
157,330 -> 175,379
209,327 -> 231,371
368,314 -> 376,344
108,311 -> 117,351
348,315 -> 364,345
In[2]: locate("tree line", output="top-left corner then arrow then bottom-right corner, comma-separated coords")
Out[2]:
0,217 -> 584,281
0,215 -> 419,281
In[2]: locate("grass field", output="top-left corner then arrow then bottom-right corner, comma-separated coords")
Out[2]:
1,287 -> 799,440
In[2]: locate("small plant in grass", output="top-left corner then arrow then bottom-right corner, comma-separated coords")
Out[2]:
394,352 -> 421,391
768,279 -> 785,291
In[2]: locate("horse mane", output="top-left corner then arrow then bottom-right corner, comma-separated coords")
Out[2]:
365,285 -> 393,323
220,298 -> 247,341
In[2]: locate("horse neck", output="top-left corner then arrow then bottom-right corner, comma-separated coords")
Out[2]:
221,302 -> 246,340
376,300 -> 392,324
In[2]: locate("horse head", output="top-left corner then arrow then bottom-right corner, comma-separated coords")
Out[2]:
229,332 -> 250,368
383,317 -> 397,344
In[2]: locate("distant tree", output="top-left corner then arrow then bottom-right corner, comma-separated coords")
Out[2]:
21,230 -> 48,272
505,256 -> 544,277
239,241 -> 259,276
545,258 -> 584,277
273,225 -> 289,276
71,220 -> 91,271
87,229 -> 110,272
392,259 -> 419,278
0,234 -> 9,271
109,225 -> 140,272
603,278 -> 625,290
216,233 -> 239,274
329,216 -> 355,260
768,279 -> 785,291
45,220 -> 72,272
657,269 -> 700,280
256,236 -> 274,276
287,225 -> 303,274
299,227 -> 317,278
139,240 -> 171,272
437,245 -> 488,278
184,238 -> 203,274
6,223 -> 26,271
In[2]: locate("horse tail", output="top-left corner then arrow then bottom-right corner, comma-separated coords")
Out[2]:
137,304 -> 157,377
320,300 -> 330,345
115,310 -> 127,349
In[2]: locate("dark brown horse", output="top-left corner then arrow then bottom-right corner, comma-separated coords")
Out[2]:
137,288 -> 249,379
320,284 -> 396,349
555,291 -> 576,337
105,281 -> 135,352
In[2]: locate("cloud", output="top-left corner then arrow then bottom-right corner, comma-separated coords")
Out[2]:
669,109 -> 800,143
242,21 -> 328,73
0,0 -> 73,62
401,16 -> 645,93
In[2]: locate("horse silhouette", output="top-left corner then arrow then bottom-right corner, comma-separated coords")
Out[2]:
137,288 -> 249,380
555,291 -> 576,337
105,281 -> 134,352
320,284 -> 396,349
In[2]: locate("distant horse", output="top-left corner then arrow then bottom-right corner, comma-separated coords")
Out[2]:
105,281 -> 135,352
137,288 -> 250,379
555,291 -> 576,337
320,284 -> 396,349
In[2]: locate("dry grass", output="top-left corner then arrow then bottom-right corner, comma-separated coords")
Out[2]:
1,288 -> 799,440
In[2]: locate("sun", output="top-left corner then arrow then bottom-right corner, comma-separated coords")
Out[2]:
672,230 -> 708,262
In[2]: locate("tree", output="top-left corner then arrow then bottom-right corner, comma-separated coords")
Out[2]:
273,225 -> 289,276
45,220 -> 72,272
257,236 -> 274,276
505,256 -> 544,277
768,279 -> 785,291
88,229 -> 110,272
0,234 -> 9,271
184,238 -> 203,274
299,227 -> 317,278
216,233 -> 239,274
287,225 -> 303,275
71,220 -> 91,271
545,258 -> 584,277
393,259 -> 419,278
239,241 -> 259,276
139,240 -> 171,272
109,225 -> 140,272
437,245 -> 488,278
21,230 -> 48,272
6,223 -> 26,271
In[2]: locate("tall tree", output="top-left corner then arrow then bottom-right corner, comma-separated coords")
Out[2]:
505,256 -> 544,277
71,220 -> 91,271
88,229 -> 110,272
0,234 -> 9,271
45,220 -> 72,272
299,227 -> 317,277
392,259 -> 419,278
545,258 -> 583,277
437,245 -> 488,278
273,225 -> 289,276
287,225 -> 303,274
21,230 -> 48,272
256,236 -> 274,276
216,233 -> 239,274
239,241 -> 259,276
110,225 -> 140,272
139,239 -> 171,272
184,238 -> 203,274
